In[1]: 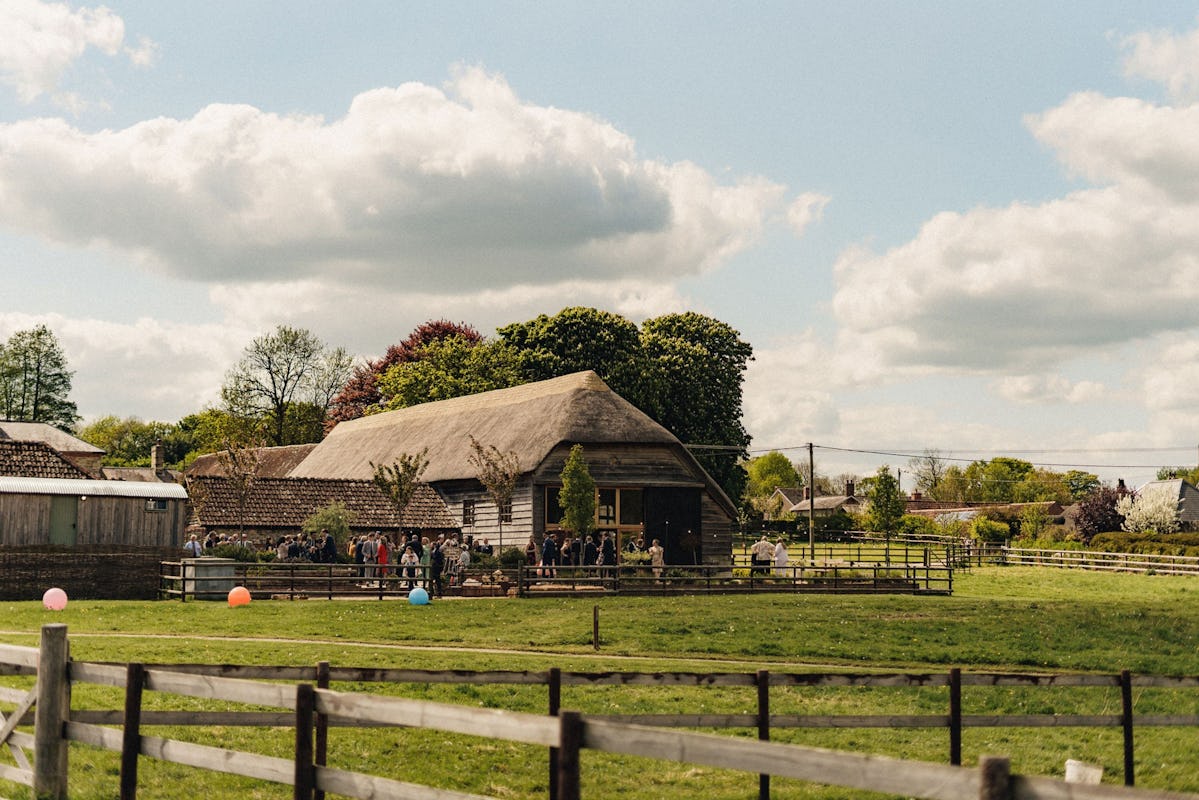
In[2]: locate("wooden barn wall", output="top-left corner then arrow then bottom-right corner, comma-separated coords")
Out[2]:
529,443 -> 735,563
532,444 -> 700,487
434,477 -> 533,552
0,495 -> 52,545
0,494 -> 185,547
701,494 -> 735,565
77,497 -> 187,548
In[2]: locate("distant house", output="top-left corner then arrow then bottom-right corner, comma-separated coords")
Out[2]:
186,476 -> 458,545
0,421 -> 104,477
0,476 -> 188,547
1135,479 -> 1199,530
789,481 -> 864,518
290,371 -> 738,565
763,487 -> 803,520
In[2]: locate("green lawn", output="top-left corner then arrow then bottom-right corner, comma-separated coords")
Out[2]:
0,567 -> 1196,799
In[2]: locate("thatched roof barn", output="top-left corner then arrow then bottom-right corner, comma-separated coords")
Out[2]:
291,371 -> 738,565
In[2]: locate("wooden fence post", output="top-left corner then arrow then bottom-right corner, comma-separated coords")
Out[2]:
1120,669 -> 1135,786
548,667 -> 562,800
314,662 -> 330,800
119,662 -> 145,800
33,623 -> 69,800
557,710 -> 583,800
949,668 -> 962,766
978,756 -> 1009,800
757,670 -> 770,800
294,684 -> 315,800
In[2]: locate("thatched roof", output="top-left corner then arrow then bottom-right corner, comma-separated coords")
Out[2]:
187,443 -> 318,478
291,371 -> 682,483
187,476 -> 457,530
0,440 -> 91,479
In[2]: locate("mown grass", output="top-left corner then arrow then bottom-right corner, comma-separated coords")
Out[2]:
0,567 -> 1196,799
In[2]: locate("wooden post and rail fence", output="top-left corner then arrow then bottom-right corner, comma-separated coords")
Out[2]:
2,625 -> 1199,799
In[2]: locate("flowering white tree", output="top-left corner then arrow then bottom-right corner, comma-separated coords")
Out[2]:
1115,488 -> 1181,534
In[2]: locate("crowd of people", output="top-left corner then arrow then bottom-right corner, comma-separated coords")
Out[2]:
184,528 -> 501,600
526,531 -> 667,578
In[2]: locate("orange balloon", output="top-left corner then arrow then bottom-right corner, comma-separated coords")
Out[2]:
227,586 -> 251,607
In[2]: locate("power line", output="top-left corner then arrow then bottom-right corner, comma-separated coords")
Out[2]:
745,443 -> 1195,471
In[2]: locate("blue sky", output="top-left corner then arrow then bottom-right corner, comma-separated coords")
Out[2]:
3,1 -> 1199,487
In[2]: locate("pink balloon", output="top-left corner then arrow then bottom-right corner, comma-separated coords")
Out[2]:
42,587 -> 68,611
227,586 -> 251,607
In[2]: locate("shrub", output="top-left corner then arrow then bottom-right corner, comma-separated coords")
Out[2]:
301,501 -> 356,556
208,544 -> 258,562
970,517 -> 1009,544
1117,488 -> 1181,534
898,514 -> 938,537
498,546 -> 527,569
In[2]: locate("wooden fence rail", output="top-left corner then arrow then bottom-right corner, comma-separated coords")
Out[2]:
3,626 -> 1199,799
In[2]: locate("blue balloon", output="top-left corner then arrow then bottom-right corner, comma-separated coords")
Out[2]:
408,587 -> 430,605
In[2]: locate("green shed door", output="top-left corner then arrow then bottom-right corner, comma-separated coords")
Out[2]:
49,496 -> 78,546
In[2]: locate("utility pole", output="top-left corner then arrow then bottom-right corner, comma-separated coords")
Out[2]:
807,442 -> 815,563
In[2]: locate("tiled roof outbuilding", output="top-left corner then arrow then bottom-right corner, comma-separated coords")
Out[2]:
0,440 -> 90,479
187,476 -> 458,531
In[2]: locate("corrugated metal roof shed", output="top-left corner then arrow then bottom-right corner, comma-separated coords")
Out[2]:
0,477 -> 187,499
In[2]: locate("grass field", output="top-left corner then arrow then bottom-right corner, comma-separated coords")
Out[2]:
0,566 -> 1196,799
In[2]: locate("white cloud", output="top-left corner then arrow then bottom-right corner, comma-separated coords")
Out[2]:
0,0 -> 150,105
1137,335 -> 1199,414
206,275 -> 695,356
829,35 -> 1199,382
743,332 -> 844,449
992,374 -> 1105,404
785,192 -> 830,236
0,312 -> 248,421
1120,23 -> 1199,103
0,67 -> 786,295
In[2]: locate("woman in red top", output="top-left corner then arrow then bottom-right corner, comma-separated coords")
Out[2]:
376,536 -> 390,583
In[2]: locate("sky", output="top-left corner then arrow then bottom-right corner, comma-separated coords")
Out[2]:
3,1 -> 1199,489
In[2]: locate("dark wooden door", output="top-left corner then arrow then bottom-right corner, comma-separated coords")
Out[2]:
643,488 -> 701,565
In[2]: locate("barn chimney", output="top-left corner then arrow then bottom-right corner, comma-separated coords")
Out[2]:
151,440 -> 164,471
845,480 -> 855,497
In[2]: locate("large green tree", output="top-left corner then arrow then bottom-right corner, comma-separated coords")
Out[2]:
744,451 -> 802,519
76,415 -> 175,466
497,307 -> 643,400
329,320 -> 483,425
377,336 -> 524,410
0,325 -> 78,429
221,325 -> 353,446
638,312 -> 753,503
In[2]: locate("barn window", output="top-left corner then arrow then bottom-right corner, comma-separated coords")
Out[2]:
500,498 -> 512,524
462,497 -> 475,526
145,499 -> 168,512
